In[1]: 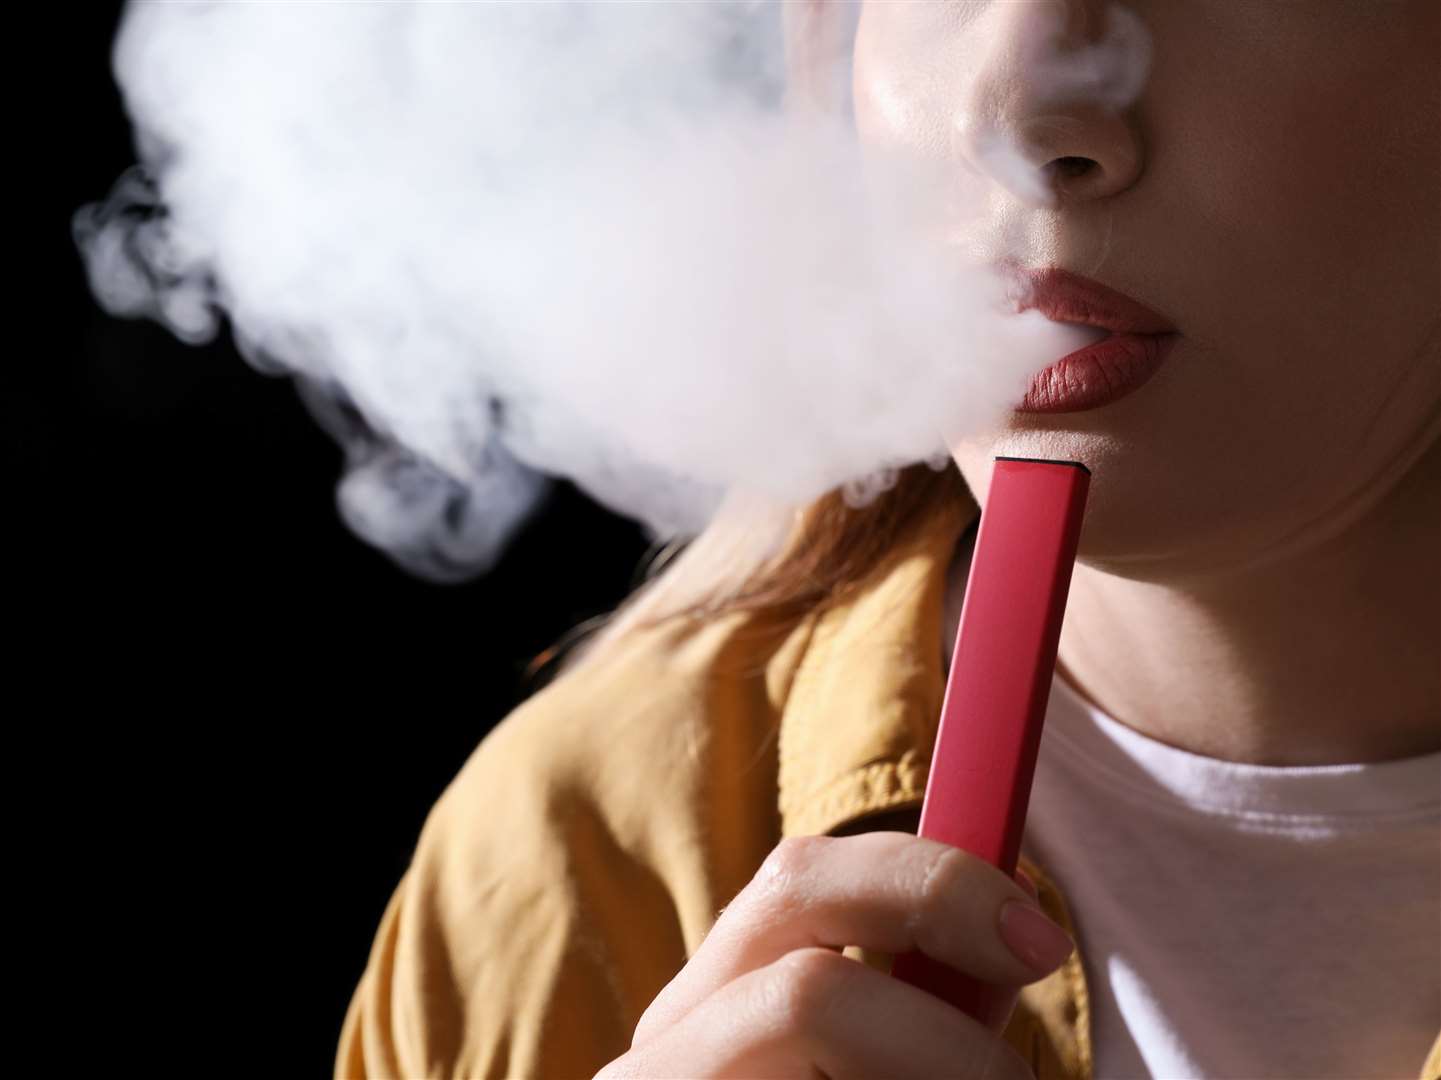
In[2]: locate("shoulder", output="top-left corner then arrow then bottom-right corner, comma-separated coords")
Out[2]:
337,607 -> 815,1079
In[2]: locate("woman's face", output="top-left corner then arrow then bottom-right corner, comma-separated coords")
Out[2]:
852,1 -> 1440,577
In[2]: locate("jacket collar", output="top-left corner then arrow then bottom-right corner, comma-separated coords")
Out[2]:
778,485 -> 978,839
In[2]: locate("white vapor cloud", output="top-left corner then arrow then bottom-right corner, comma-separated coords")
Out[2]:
74,1 -> 1147,582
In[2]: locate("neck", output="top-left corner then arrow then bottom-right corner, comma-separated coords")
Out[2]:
943,435 -> 1441,767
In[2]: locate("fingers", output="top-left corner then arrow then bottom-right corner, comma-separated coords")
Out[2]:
634,832 -> 1071,1045
623,947 -> 1036,1080
1015,867 -> 1039,900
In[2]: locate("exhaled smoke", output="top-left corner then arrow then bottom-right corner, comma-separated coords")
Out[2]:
74,1 -> 1148,582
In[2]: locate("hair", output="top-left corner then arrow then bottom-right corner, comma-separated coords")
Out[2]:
525,460 -> 970,687
523,0 -> 972,687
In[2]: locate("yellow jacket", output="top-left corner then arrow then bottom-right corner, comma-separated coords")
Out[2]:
336,487 -> 1441,1080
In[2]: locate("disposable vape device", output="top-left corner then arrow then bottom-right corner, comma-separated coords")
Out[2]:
890,456 -> 1090,1022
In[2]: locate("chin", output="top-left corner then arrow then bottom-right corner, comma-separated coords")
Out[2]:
950,429 -> 1224,581
952,427 -> 1125,501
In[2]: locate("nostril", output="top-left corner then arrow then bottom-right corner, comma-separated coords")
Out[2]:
1049,156 -> 1097,180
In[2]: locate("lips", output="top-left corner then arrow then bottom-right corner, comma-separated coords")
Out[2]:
1017,331 -> 1180,413
1000,264 -> 1180,413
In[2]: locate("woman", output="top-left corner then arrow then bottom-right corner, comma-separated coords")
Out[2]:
336,2 -> 1440,1076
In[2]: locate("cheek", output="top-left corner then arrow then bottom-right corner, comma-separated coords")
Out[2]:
850,5 -> 890,137
1196,13 -> 1436,313
1148,8 -> 1440,475
852,3 -> 976,159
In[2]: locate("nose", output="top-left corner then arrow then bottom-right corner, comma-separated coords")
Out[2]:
953,1 -> 1148,208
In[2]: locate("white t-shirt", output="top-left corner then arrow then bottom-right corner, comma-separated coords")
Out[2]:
1021,671 -> 1441,1080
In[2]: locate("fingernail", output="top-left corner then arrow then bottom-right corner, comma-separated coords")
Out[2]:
999,899 -> 1074,975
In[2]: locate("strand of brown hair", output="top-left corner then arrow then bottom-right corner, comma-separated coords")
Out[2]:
523,460 -> 967,693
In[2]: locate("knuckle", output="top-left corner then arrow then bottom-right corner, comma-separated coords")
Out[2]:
629,1003 -> 659,1049
766,948 -> 849,1028
910,844 -> 976,948
756,835 -> 827,893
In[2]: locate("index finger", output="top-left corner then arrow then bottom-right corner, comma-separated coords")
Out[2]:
632,831 -> 1064,1046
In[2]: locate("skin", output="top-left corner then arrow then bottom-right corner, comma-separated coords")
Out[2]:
853,0 -> 1441,765
601,7 -> 1437,1073
597,833 -> 1048,1078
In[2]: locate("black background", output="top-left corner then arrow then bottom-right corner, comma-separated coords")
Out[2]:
23,5 -> 653,1071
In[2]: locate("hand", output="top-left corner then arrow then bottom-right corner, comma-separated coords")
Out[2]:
594,831 -> 1073,1079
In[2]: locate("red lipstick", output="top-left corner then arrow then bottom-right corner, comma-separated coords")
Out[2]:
1004,266 -> 1180,414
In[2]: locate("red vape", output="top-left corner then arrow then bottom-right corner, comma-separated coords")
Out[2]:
890,456 -> 1090,1022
